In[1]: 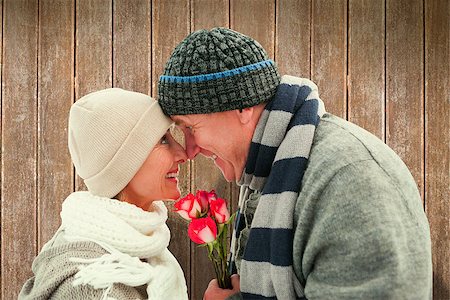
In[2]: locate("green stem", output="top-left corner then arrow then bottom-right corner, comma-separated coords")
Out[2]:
205,224 -> 232,289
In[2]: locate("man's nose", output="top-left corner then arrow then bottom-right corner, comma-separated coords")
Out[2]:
184,132 -> 201,159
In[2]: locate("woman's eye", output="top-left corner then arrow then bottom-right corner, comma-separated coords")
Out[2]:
160,134 -> 169,145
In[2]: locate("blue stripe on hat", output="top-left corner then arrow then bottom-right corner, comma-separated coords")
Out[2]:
159,60 -> 276,83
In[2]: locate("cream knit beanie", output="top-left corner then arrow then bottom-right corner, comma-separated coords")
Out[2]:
68,88 -> 173,198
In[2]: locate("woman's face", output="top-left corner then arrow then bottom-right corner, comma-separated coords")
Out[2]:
120,130 -> 187,210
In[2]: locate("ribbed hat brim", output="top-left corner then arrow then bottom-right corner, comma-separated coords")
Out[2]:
159,62 -> 280,115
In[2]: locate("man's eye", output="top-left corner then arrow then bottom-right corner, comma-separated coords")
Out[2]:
186,126 -> 193,133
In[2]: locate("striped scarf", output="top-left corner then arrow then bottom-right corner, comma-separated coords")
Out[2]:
235,75 -> 325,299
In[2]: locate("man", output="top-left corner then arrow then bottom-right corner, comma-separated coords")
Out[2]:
158,28 -> 432,299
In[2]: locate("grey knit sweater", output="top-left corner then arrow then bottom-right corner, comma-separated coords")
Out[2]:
229,113 -> 432,299
19,231 -> 147,299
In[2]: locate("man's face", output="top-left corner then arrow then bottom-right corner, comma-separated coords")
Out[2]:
171,111 -> 249,182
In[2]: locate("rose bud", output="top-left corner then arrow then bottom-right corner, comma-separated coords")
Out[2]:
196,190 -> 212,212
174,193 -> 202,220
209,198 -> 230,224
188,217 -> 217,244
207,190 -> 217,201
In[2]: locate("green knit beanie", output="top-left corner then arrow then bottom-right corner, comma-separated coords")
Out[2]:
158,28 -> 280,115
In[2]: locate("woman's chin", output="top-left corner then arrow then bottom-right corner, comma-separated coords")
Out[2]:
162,189 -> 181,201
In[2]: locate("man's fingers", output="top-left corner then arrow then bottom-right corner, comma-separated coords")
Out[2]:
207,279 -> 218,288
230,274 -> 240,289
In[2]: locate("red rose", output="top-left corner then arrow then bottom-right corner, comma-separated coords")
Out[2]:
175,190 -> 234,288
174,193 -> 202,220
188,216 -> 217,244
209,198 -> 230,224
196,190 -> 216,212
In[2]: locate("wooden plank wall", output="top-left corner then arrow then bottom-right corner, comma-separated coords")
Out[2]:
1,0 -> 448,299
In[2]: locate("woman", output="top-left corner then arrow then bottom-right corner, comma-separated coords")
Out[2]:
19,88 -> 189,299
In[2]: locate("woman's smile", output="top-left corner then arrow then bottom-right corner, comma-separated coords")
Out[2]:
165,168 -> 180,183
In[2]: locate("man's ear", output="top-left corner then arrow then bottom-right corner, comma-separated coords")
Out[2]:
236,107 -> 254,125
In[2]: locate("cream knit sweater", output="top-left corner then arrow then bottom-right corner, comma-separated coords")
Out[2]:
19,191 -> 188,300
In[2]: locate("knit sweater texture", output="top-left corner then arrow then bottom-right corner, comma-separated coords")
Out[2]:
229,113 -> 432,299
19,192 -> 188,300
20,239 -> 148,299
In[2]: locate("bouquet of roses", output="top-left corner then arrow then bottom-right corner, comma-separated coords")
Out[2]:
174,190 -> 234,289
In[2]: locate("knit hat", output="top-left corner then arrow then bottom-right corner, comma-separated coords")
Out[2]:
158,27 -> 280,115
68,88 -> 173,198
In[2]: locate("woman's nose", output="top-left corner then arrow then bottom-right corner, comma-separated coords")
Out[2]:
173,140 -> 188,163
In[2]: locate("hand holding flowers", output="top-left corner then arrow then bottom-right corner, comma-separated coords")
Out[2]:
174,190 -> 234,289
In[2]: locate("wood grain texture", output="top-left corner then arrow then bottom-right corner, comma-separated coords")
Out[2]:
231,0 -> 275,59
0,2 -> 448,298
192,0 -> 229,31
425,0 -> 450,298
75,0 -> 112,191
190,1 -> 230,298
113,0 -> 151,94
348,0 -> 385,140
152,0 -> 191,296
311,0 -> 347,118
1,1 -> 38,298
386,0 -> 424,198
0,0 -> 2,294
276,0 -> 311,77
75,0 -> 112,97
37,0 -> 74,249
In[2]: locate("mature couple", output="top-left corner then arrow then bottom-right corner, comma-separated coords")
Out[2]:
20,28 -> 432,300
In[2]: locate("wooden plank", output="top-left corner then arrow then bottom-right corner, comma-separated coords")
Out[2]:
152,0 -> 191,296
1,0 -> 38,298
192,0 -> 228,31
311,0 -> 347,118
0,0 -> 2,296
38,0 -> 74,249
386,0 -> 424,198
231,0 -> 275,59
190,1 -> 230,298
75,0 -> 112,191
348,0 -> 385,139
276,0 -> 311,77
425,0 -> 450,298
113,0 -> 151,94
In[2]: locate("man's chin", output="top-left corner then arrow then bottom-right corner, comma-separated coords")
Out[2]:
217,167 -> 235,182
213,158 -> 237,182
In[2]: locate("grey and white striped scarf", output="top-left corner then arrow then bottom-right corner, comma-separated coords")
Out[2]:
234,75 -> 325,299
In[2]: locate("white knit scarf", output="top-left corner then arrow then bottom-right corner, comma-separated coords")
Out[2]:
59,191 -> 188,300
